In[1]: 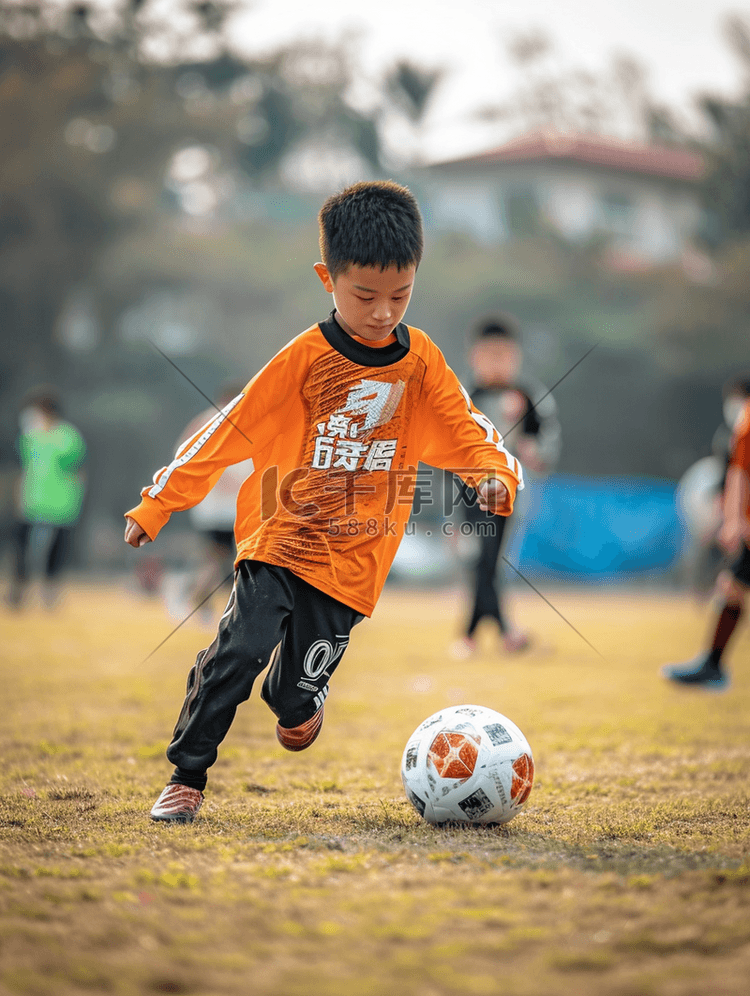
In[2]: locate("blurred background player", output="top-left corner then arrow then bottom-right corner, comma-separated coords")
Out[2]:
676,375 -> 750,598
452,315 -> 560,657
713,375 -> 750,496
663,375 -> 750,688
168,381 -> 254,623
7,386 -> 86,610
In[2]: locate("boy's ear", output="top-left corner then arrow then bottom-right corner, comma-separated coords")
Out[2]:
313,262 -> 334,292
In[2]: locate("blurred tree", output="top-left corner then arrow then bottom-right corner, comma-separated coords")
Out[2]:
649,237 -> 750,376
0,0 -> 243,384
385,60 -> 443,123
237,40 -> 383,180
476,31 -> 688,145
381,59 -> 443,164
697,15 -> 750,242
0,0 -> 387,396
647,16 -> 750,376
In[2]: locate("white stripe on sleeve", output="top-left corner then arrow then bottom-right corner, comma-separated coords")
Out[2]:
459,384 -> 525,490
148,394 -> 245,499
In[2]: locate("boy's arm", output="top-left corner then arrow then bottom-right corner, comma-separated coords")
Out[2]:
125,391 -> 251,542
418,343 -> 523,515
125,344 -> 301,543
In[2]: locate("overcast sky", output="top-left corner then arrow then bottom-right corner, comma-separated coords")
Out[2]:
230,0 -> 749,158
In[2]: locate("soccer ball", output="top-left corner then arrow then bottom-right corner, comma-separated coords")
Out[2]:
401,704 -> 534,825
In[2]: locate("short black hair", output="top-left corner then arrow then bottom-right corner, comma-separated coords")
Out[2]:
474,314 -> 520,341
318,180 -> 424,281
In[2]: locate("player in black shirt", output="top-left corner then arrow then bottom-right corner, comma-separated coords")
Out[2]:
452,316 -> 560,657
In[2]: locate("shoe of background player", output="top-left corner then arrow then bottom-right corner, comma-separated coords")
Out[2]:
503,629 -> 531,653
449,636 -> 477,660
150,784 -> 204,822
276,705 -> 325,752
662,655 -> 728,690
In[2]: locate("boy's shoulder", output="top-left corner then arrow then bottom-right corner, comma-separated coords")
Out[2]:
290,320 -> 330,347
267,321 -> 331,365
405,324 -> 443,361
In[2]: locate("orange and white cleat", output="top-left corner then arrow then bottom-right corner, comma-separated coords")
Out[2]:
150,784 -> 204,823
276,705 -> 325,752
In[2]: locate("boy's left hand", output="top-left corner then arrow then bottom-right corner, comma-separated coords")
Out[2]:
124,516 -> 151,548
477,478 -> 508,514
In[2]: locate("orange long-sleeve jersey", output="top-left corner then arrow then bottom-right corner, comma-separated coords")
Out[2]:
127,313 -> 524,616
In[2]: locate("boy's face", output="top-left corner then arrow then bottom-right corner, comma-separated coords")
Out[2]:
314,262 -> 416,341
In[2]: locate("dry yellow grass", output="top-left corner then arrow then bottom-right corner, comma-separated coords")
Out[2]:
1,579 -> 749,996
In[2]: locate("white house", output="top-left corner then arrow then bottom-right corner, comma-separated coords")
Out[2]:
420,131 -> 706,268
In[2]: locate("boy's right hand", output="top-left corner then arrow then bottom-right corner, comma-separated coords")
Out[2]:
477,477 -> 509,514
124,516 -> 151,548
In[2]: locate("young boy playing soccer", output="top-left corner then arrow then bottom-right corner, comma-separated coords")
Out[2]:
124,181 -> 524,822
663,383 -> 750,689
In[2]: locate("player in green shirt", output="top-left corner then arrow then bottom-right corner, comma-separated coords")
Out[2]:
9,387 -> 86,609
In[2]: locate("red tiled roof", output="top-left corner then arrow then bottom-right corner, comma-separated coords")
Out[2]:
430,130 -> 704,182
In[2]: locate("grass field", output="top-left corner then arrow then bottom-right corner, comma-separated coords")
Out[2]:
1,580 -> 749,996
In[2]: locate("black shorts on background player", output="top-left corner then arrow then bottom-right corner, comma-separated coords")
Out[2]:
9,522 -> 75,608
463,501 -> 510,636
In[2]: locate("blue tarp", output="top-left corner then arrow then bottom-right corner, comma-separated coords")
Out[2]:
510,474 -> 683,581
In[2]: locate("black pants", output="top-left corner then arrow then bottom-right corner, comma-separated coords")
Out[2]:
13,521 -> 74,580
465,511 -> 510,637
9,522 -> 75,607
167,560 -> 364,781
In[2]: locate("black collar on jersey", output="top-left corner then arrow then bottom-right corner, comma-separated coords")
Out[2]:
319,311 -> 410,367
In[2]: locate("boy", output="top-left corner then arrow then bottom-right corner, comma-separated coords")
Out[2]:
451,316 -> 560,658
663,383 -> 750,689
124,181 -> 524,822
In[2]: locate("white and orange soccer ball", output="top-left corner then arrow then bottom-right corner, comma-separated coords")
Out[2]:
401,704 -> 534,825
